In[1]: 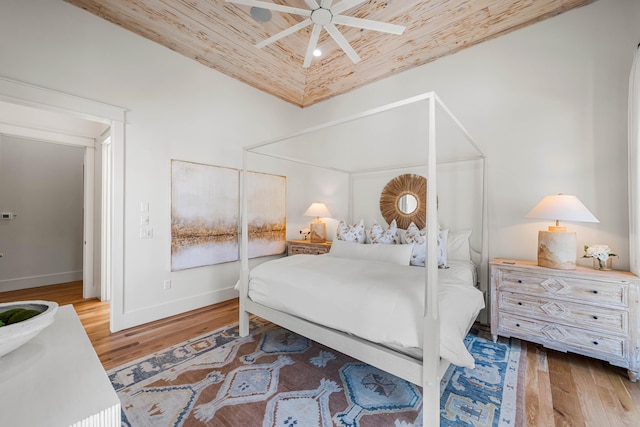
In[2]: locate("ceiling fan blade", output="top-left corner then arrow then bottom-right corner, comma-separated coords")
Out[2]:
304,0 -> 320,9
332,15 -> 405,35
303,24 -> 322,68
256,18 -> 313,48
226,0 -> 311,18
320,0 -> 333,7
324,23 -> 360,64
331,0 -> 367,15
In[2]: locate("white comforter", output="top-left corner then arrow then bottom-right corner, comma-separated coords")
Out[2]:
246,254 -> 485,368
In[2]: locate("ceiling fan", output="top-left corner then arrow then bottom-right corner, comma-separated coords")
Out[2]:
226,0 -> 406,68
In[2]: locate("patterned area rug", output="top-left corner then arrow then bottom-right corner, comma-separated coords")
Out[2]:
108,318 -> 525,426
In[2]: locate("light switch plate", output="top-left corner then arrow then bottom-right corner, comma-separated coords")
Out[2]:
140,227 -> 153,239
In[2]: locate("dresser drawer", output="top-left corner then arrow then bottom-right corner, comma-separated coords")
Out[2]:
289,245 -> 328,255
497,271 -> 627,307
498,291 -> 628,334
498,312 -> 627,361
287,240 -> 332,255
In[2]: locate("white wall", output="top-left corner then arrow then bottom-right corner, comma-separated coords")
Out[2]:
0,135 -> 84,290
1,0 -> 638,331
308,0 -> 640,271
350,161 -> 484,247
0,0 -> 327,330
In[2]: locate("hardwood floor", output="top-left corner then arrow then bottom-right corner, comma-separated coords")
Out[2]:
2,281 -> 640,426
523,341 -> 640,426
0,281 -> 237,370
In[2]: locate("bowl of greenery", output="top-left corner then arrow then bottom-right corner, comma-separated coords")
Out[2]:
0,301 -> 58,358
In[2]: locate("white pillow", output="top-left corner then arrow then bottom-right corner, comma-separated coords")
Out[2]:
370,219 -> 400,244
329,239 -> 413,266
447,229 -> 472,261
336,219 -> 366,243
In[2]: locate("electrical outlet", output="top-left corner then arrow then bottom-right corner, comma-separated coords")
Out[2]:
140,227 -> 153,239
163,279 -> 171,290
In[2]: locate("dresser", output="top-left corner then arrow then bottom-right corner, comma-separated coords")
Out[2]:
287,239 -> 332,255
490,258 -> 640,381
0,305 -> 121,426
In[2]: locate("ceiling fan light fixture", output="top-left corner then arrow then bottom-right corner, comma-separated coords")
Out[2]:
250,7 -> 272,23
310,8 -> 332,25
227,0 -> 405,68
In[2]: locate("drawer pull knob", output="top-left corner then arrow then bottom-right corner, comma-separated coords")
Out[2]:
592,290 -> 599,294
517,302 -> 523,306
593,341 -> 599,345
517,279 -> 523,283
516,323 -> 520,327
593,315 -> 598,320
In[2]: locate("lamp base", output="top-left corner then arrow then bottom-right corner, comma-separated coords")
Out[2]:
309,222 -> 326,243
537,230 -> 577,270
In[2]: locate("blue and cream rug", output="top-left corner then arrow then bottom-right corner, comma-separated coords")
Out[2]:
108,318 -> 524,426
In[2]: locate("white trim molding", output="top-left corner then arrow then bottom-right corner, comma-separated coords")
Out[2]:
0,76 -> 126,333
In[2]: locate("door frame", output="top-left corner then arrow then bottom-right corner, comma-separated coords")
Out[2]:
0,76 -> 126,331
83,145 -> 95,298
99,133 -> 112,302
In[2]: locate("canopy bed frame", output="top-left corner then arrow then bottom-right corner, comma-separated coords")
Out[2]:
238,92 -> 487,427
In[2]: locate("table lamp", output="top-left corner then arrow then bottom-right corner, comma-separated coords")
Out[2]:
304,202 -> 331,243
525,194 -> 599,269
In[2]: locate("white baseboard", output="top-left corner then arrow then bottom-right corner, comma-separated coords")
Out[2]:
0,270 -> 83,292
112,287 -> 239,332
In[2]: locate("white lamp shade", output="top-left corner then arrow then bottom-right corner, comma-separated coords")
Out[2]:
525,194 -> 599,223
304,202 -> 331,218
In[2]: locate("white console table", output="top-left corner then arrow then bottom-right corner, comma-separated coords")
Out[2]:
0,305 -> 120,426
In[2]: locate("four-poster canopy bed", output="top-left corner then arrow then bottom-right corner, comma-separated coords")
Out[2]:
238,92 -> 488,426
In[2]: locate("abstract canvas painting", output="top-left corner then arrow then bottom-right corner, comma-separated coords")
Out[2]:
171,160 -> 239,271
246,171 -> 286,258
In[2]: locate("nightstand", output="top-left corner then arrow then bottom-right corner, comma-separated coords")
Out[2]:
490,258 -> 640,381
287,239 -> 332,255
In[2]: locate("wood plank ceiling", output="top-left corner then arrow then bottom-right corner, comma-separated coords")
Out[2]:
65,0 -> 596,108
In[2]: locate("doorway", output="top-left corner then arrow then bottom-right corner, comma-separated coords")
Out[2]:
0,76 -> 126,331
0,135 -> 87,292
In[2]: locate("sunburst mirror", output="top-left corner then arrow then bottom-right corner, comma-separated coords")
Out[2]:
379,173 -> 427,230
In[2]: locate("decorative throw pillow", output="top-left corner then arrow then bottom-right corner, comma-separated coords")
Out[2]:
370,219 -> 399,244
438,227 -> 449,268
404,222 -> 425,244
403,222 -> 426,267
336,219 -> 366,243
402,222 -> 448,268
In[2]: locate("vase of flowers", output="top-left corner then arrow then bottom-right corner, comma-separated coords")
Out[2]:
583,245 -> 616,270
